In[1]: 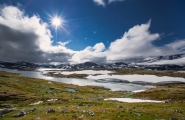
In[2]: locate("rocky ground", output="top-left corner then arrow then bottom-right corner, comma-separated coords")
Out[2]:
0,71 -> 185,120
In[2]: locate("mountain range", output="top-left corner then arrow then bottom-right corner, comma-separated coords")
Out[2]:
0,53 -> 185,71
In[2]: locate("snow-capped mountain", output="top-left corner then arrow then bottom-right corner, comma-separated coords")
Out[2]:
138,53 -> 185,65
0,53 -> 185,71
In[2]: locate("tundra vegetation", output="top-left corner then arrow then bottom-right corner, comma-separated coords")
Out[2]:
0,71 -> 185,120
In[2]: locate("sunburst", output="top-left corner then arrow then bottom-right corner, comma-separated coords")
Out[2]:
51,16 -> 64,29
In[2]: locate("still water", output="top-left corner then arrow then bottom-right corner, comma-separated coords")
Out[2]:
0,68 -> 153,91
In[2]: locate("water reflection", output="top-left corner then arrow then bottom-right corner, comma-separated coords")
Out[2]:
0,68 -> 153,91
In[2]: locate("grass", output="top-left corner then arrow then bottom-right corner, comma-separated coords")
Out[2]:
45,72 -> 88,78
0,71 -> 185,120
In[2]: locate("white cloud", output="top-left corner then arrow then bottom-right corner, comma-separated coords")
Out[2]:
0,5 -> 185,64
71,43 -> 106,64
93,42 -> 105,52
104,21 -> 185,62
108,0 -> 125,3
93,0 -> 125,6
0,5 -> 74,63
105,21 -> 160,62
93,0 -> 106,7
58,40 -> 71,46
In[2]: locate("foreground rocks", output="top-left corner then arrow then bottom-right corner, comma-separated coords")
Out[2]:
0,104 -> 16,117
13,110 -> 26,117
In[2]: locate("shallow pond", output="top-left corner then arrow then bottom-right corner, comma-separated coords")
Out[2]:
66,88 -> 77,92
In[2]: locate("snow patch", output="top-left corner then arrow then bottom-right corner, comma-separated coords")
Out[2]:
86,74 -> 185,83
104,98 -> 164,103
59,70 -> 114,75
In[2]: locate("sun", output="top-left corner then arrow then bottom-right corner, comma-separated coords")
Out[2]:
51,16 -> 64,29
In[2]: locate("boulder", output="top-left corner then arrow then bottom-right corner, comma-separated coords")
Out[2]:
47,108 -> 55,113
13,110 -> 26,117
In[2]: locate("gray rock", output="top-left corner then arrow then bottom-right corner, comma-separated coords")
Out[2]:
82,110 -> 86,113
47,108 -> 55,113
135,113 -> 141,117
79,114 -> 84,119
13,110 -> 26,117
62,109 -> 66,114
36,117 -> 40,120
89,111 -> 94,116
0,108 -> 15,117
175,110 -> 182,113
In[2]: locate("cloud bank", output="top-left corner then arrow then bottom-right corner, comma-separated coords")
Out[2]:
0,6 -> 185,64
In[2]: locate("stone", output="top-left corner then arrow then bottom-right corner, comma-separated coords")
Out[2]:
62,109 -> 66,114
47,108 -> 55,113
31,108 -> 37,112
36,117 -> 40,120
82,110 -> 86,113
175,110 -> 182,113
79,114 -> 84,119
118,105 -> 123,108
135,113 -> 141,117
72,114 -> 77,119
169,118 -> 178,120
78,103 -> 83,106
89,111 -> 94,116
0,108 -> 15,117
13,110 -> 26,117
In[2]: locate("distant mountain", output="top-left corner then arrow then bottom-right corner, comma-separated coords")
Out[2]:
0,53 -> 185,71
142,53 -> 185,63
138,53 -> 185,65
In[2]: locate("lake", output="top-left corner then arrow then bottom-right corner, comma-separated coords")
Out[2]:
0,68 -> 153,91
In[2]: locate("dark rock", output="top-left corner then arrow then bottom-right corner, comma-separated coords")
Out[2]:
175,110 -> 182,113
78,103 -> 83,106
118,105 -> 123,108
169,118 -> 178,120
47,108 -> 55,113
13,110 -> 26,117
31,108 -> 37,112
72,114 -> 77,119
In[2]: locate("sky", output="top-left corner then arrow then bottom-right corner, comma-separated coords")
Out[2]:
0,0 -> 185,64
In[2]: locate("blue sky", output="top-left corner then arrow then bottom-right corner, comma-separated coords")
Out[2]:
0,0 -> 185,64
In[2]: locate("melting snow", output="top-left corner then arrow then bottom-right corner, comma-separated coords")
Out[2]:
104,98 -> 164,103
86,74 -> 185,83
